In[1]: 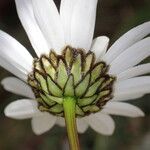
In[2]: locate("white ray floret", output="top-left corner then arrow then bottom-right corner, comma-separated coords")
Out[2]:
117,63 -> 150,81
56,117 -> 66,127
102,102 -> 145,117
4,100 -> 40,119
70,0 -> 98,51
32,0 -> 65,53
15,0 -> 50,57
112,93 -> 144,101
60,0 -> 77,44
0,31 -> 33,79
76,118 -> 89,134
55,117 -> 89,134
87,113 -> 115,135
91,36 -> 110,61
0,57 -> 27,81
103,21 -> 150,63
109,37 -> 150,75
115,76 -> 150,94
1,77 -> 34,99
31,112 -> 57,135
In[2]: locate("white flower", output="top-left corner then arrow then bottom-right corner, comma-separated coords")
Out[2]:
0,0 -> 150,136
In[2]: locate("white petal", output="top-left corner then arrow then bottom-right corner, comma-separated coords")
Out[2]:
1,77 -> 34,98
0,31 -> 33,75
0,57 -> 27,81
15,0 -> 49,57
115,76 -> 150,94
77,118 -> 88,134
31,112 -> 56,135
60,0 -> 78,44
56,117 -> 89,133
87,113 -> 115,135
71,0 -> 98,51
56,117 -> 65,127
117,63 -> 150,81
32,0 -> 65,53
102,102 -> 145,117
112,93 -> 144,101
103,21 -> 150,63
109,37 -> 150,75
4,99 -> 40,120
91,36 -> 109,61
113,77 -> 150,101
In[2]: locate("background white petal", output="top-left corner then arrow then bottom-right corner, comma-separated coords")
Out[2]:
56,117 -> 65,127
4,99 -> 40,120
87,113 -> 115,135
77,118 -> 89,134
32,0 -> 65,53
115,76 -> 150,94
1,77 -> 35,99
102,102 -> 145,117
117,63 -> 150,81
70,0 -> 98,51
0,31 -> 33,74
0,57 -> 27,81
112,93 -> 144,101
60,0 -> 78,44
91,36 -> 109,61
31,112 -> 56,135
15,0 -> 50,57
109,37 -> 150,75
103,21 -> 150,63
56,117 -> 88,133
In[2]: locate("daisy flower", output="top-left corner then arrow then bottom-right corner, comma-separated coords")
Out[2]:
0,0 -> 150,149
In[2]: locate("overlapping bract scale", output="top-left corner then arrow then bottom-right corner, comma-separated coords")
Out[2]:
28,47 -> 115,117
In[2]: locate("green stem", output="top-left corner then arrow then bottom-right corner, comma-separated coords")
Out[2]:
63,97 -> 80,150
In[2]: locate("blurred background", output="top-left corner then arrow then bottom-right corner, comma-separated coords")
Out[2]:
0,0 -> 150,149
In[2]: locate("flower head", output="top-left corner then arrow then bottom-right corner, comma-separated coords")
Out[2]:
0,0 -> 150,138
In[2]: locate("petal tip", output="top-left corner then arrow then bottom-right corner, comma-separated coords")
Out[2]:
138,110 -> 145,117
32,127 -> 44,135
1,78 -> 6,87
4,106 -> 10,118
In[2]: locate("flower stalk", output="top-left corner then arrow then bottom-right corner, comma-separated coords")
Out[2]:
63,97 -> 80,150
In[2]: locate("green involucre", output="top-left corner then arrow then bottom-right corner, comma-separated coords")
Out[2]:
28,46 -> 115,117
